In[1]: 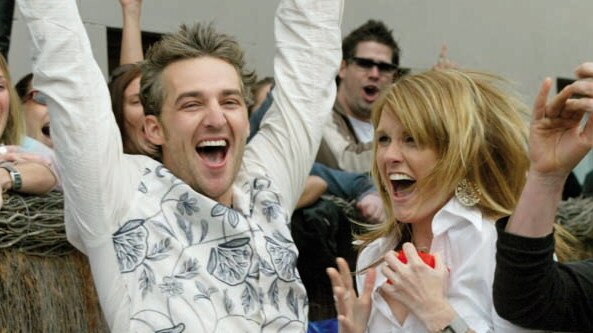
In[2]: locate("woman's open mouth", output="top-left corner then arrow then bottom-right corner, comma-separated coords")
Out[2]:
389,173 -> 416,198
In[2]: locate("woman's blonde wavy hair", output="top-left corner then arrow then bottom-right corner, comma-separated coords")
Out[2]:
358,69 -> 530,250
0,54 -> 25,145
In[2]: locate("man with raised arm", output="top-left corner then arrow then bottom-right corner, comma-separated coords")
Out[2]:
17,0 -> 342,331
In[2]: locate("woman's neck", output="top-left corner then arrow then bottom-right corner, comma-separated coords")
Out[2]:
410,217 -> 434,252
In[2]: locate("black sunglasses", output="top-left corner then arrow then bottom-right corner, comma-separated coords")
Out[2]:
349,57 -> 397,74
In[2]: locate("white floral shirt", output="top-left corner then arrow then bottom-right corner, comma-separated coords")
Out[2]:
17,0 -> 343,331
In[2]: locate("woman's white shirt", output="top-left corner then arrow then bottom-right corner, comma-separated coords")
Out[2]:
356,197 -> 546,333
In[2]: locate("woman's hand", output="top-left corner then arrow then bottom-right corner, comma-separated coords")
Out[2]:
0,145 -> 53,169
380,243 -> 456,332
326,258 -> 375,333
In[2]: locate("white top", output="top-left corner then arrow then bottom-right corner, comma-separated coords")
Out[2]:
348,116 -> 374,144
356,197 -> 547,333
17,0 -> 342,332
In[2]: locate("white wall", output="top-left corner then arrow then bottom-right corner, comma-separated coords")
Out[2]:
8,0 -> 593,181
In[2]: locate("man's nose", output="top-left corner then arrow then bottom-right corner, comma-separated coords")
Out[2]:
204,103 -> 227,128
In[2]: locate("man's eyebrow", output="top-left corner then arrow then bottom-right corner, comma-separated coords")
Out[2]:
221,89 -> 242,97
174,89 -> 243,105
174,91 -> 203,105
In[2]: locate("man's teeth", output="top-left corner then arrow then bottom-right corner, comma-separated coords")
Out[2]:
389,173 -> 413,181
198,140 -> 227,148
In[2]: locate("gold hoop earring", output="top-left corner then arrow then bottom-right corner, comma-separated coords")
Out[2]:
455,179 -> 481,207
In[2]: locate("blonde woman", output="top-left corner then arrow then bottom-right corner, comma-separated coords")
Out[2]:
328,69 -> 544,332
0,54 -> 58,207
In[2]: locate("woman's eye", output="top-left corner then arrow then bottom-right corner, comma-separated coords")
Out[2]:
403,135 -> 418,147
377,135 -> 390,145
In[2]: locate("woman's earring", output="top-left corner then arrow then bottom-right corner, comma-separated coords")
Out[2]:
455,178 -> 481,207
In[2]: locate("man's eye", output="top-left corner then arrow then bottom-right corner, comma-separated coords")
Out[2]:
223,99 -> 240,107
183,102 -> 201,110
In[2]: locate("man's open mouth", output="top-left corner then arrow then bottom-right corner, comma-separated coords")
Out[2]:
363,85 -> 379,97
196,139 -> 229,164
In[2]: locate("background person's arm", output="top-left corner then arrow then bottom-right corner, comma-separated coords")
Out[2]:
494,67 -> 593,331
119,0 -> 144,65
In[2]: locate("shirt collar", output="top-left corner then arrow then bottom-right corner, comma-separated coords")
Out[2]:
432,196 -> 483,236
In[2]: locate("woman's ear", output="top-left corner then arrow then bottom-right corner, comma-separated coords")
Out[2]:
143,115 -> 165,145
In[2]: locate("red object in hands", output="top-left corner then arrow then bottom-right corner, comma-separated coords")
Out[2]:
396,250 -> 436,268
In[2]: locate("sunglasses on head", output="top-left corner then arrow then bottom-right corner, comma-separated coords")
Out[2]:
349,57 -> 397,74
22,90 -> 48,106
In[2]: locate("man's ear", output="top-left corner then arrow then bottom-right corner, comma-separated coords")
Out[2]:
144,115 -> 166,145
338,59 -> 348,80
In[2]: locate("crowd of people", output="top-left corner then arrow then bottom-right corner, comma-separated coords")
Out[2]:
1,0 -> 593,332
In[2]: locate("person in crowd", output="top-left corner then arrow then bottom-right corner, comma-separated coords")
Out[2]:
316,20 -> 400,173
0,54 -> 58,209
18,1 -> 341,333
310,162 -> 384,224
247,80 -> 385,223
108,63 -> 157,156
250,76 -> 274,116
15,73 -> 52,148
107,0 -> 157,156
493,62 -> 593,332
327,69 -> 545,332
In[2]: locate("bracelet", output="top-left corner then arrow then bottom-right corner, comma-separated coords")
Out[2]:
1,163 -> 22,191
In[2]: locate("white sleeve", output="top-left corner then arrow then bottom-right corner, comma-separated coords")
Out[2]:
17,0 -> 135,250
243,0 -> 343,213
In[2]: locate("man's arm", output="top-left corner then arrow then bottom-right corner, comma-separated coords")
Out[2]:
310,162 -> 374,201
494,67 -> 593,331
243,0 -> 343,212
17,0 -> 133,245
